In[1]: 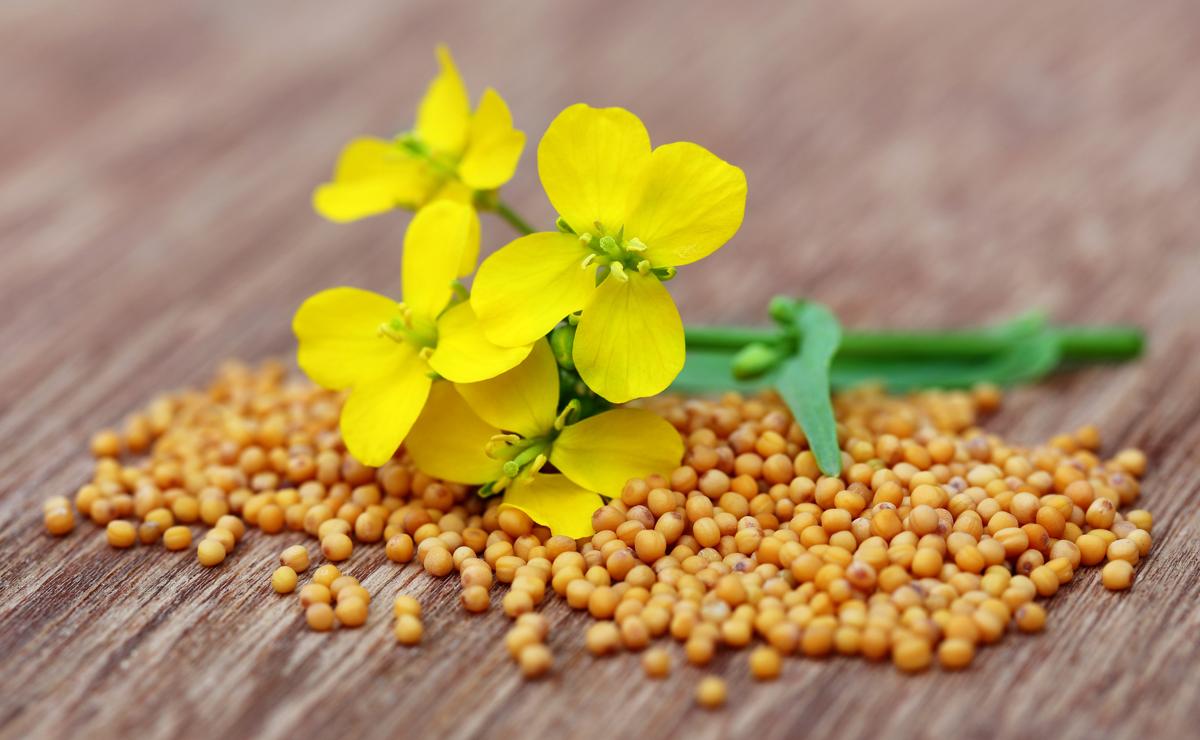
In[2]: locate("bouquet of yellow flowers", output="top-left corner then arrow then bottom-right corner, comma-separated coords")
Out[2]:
294,47 -> 1142,539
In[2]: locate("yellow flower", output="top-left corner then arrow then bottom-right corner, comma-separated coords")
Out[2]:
313,45 -> 526,223
470,104 -> 747,403
293,201 -> 530,466
406,339 -> 683,538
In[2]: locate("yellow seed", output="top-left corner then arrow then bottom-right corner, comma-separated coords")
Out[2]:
586,622 -> 621,656
271,566 -> 298,594
462,585 -> 490,613
215,515 -> 245,541
518,643 -> 553,678
163,525 -> 192,551
696,676 -> 727,709
90,429 -> 121,458
106,520 -> 136,548
1106,538 -> 1139,565
892,639 -> 932,672
393,594 -> 421,619
503,590 -> 534,618
306,602 -> 335,631
44,507 -> 75,536
642,647 -> 670,678
749,646 -> 782,680
1015,603 -> 1046,633
205,527 -> 236,553
280,545 -> 309,572
197,539 -> 226,567
334,596 -> 368,628
321,533 -> 353,562
385,533 -> 415,563
938,638 -> 974,670
299,583 -> 331,607
1101,560 -> 1134,591
394,614 -> 423,645
505,625 -> 542,659
312,563 -> 340,588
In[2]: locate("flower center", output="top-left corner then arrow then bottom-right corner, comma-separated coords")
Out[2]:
378,303 -> 438,349
568,221 -> 677,283
481,400 -> 583,492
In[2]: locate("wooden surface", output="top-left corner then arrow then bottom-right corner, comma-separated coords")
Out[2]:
2,1 -> 1199,738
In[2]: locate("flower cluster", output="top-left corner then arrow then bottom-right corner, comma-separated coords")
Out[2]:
295,47 -> 746,536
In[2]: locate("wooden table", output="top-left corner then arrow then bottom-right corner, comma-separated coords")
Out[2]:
2,1 -> 1198,738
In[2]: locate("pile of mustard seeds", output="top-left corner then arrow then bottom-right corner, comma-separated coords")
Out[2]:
42,361 -> 1154,706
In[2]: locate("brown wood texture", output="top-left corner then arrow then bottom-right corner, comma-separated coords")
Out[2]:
2,1 -> 1199,738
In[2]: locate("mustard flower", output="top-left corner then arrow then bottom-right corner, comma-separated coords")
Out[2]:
313,45 -> 525,223
406,340 -> 684,538
293,201 -> 530,465
470,104 -> 747,403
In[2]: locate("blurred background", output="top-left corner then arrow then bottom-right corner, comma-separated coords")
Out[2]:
2,0 -> 1198,414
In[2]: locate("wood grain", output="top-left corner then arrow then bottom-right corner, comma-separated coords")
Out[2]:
2,1 -> 1199,738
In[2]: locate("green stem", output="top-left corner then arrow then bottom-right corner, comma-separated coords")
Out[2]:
495,200 -> 536,236
684,325 -> 1143,363
683,326 -> 781,350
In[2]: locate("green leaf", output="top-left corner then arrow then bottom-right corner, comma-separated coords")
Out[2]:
777,303 -> 842,477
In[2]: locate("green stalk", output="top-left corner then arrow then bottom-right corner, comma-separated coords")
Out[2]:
683,324 -> 1143,363
495,200 -> 536,236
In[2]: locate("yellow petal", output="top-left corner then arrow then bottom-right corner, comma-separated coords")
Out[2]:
406,381 -> 505,484
471,231 -> 597,347
501,474 -> 602,539
454,339 -> 558,438
459,88 -> 525,191
428,301 -> 532,383
402,201 -> 480,322
313,181 -> 399,223
313,137 -> 430,222
415,45 -> 471,156
550,408 -> 683,499
292,287 -> 403,390
624,141 -> 747,267
340,345 -> 432,466
573,272 -> 684,403
537,104 -> 650,235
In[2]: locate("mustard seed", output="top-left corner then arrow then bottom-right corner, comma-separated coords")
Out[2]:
163,525 -> 191,551
312,563 -> 340,588
518,643 -> 552,679
306,602 -> 335,631
1015,603 -> 1046,633
197,539 -> 226,567
938,638 -> 974,670
503,589 -> 534,618
1101,560 -> 1134,591
393,595 -> 421,619
394,614 -> 423,645
462,585 -> 490,613
586,622 -> 621,656
1106,538 -> 1139,565
892,639 -> 932,672
385,533 -> 415,563
280,545 -> 309,572
205,527 -> 236,553
423,547 -> 453,577
335,596 -> 368,627
106,520 -> 136,549
642,647 -> 670,678
272,566 -> 298,594
696,676 -> 727,709
749,646 -> 782,680
321,532 -> 353,562
44,507 -> 75,536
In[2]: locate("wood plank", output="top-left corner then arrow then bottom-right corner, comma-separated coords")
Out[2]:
2,1 -> 1199,738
